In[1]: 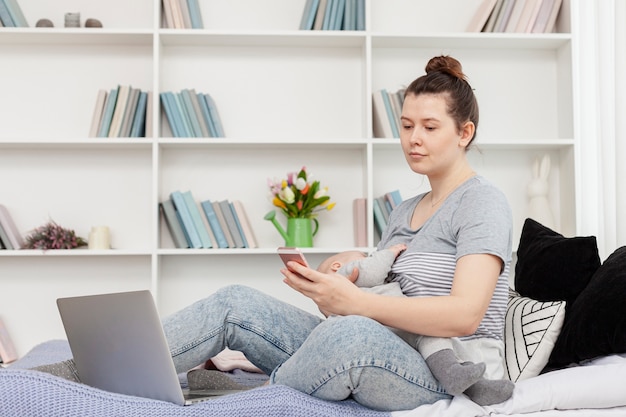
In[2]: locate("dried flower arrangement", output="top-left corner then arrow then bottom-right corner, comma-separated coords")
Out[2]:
23,220 -> 87,250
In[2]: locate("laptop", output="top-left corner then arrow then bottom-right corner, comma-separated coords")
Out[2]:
56,290 -> 247,405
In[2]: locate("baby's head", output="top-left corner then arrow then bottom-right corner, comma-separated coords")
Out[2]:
317,251 -> 367,274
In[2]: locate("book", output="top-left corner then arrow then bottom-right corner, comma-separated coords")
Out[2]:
322,0 -> 334,30
180,89 -> 203,137
0,222 -> 13,249
187,89 -> 210,137
145,91 -> 154,137
197,91 -> 218,137
0,204 -> 23,249
0,14 -> 4,26
299,0 -> 320,30
212,201 -> 236,248
380,88 -> 400,138
355,0 -> 365,30
200,200 -> 229,248
331,0 -> 345,30
173,92 -> 193,137
161,91 -> 187,137
177,0 -> 192,28
159,200 -> 189,248
130,91 -> 148,137
372,89 -> 394,138
531,0 -> 561,33
385,190 -> 403,210
343,0 -> 357,30
98,86 -> 119,137
119,87 -> 141,137
202,93 -> 225,137
231,200 -> 258,249
543,0 -> 563,33
353,197 -> 367,247
0,318 -> 17,364
170,190 -> 202,248
88,89 -> 108,138
525,0 -> 546,32
162,0 -> 175,28
160,92 -> 179,137
372,198 -> 387,237
313,0 -> 327,30
108,85 -> 131,137
169,0 -> 185,29
504,0 -> 528,33
376,195 -> 390,224
483,0 -> 504,32
229,202 -> 248,248
493,0 -> 516,32
219,200 -> 245,248
466,0 -> 498,32
182,191 -> 213,248
3,0 -> 27,27
186,0 -> 204,29
0,0 -> 13,27
515,0 -> 542,32
198,202 -> 218,248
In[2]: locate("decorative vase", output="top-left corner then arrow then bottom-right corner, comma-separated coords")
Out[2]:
286,218 -> 318,248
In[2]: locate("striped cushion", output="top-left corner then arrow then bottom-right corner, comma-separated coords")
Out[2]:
504,289 -> 566,382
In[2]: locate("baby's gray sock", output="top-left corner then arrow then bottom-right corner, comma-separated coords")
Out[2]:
32,359 -> 81,383
425,349 -> 485,396
464,378 -> 515,405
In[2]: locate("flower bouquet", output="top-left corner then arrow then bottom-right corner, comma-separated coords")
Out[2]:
267,166 -> 335,219
23,220 -> 87,250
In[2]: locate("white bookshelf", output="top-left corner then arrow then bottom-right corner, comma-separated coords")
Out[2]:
0,0 -> 582,356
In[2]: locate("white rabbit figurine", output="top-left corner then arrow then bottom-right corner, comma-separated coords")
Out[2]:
527,154 -> 556,230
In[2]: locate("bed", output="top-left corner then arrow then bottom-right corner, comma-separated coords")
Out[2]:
2,220 -> 626,416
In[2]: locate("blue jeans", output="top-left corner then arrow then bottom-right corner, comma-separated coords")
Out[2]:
162,285 -> 449,411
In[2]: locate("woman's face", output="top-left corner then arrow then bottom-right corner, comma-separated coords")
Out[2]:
399,93 -> 472,178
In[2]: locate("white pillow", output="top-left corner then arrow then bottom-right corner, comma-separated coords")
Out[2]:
504,289 -> 566,382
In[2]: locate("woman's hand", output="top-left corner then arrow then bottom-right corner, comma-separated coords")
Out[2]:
280,261 -> 362,317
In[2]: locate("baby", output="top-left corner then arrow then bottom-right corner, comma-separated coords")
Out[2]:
317,244 -> 513,405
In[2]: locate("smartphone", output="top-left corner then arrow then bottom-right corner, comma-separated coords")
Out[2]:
277,247 -> 309,268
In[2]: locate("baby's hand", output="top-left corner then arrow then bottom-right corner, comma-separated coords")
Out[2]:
387,243 -> 407,257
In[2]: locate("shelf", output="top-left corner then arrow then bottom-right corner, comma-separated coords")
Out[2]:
0,28 -> 153,45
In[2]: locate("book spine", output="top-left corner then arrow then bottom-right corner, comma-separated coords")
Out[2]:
212,201 -> 235,248
159,200 -> 189,248
299,0 -> 320,30
108,85 -> 131,138
170,191 -> 202,248
130,91 -> 148,138
88,89 -> 108,138
186,0 -> 204,29
98,87 -> 119,137
0,204 -> 23,249
160,92 -> 180,137
119,87 -> 140,137
203,93 -> 225,137
197,92 -> 218,137
0,222 -> 13,250
380,88 -> 400,138
180,89 -> 204,137
187,89 -> 210,137
201,200 -> 229,248
229,201 -> 248,248
182,191 -> 213,248
231,200 -> 258,249
0,0 -> 15,27
219,200 -> 245,248
172,92 -> 193,137
3,0 -> 27,26
372,198 -> 387,236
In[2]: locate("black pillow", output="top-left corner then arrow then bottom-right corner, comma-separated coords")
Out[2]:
548,246 -> 626,367
515,218 -> 600,306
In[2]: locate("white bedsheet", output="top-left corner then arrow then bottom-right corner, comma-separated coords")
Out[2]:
392,354 -> 626,417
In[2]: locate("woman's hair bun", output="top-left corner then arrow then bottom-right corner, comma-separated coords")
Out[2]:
425,55 -> 466,81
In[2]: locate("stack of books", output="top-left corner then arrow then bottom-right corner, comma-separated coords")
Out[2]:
89,86 -> 151,138
0,204 -> 24,250
299,0 -> 365,31
466,0 -> 563,33
160,89 -> 225,138
372,88 -> 405,139
0,0 -> 28,27
353,190 -> 403,246
162,0 -> 203,29
373,190 -> 402,239
161,190 -> 258,249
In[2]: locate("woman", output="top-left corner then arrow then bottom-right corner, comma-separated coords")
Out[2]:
162,55 -> 513,411
36,56 -> 513,411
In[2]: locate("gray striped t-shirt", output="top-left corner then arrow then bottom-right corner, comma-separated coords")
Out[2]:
377,176 -> 512,341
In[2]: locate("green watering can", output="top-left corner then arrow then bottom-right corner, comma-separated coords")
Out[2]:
264,210 -> 319,247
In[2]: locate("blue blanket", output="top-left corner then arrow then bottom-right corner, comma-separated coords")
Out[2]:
1,340 -> 390,417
